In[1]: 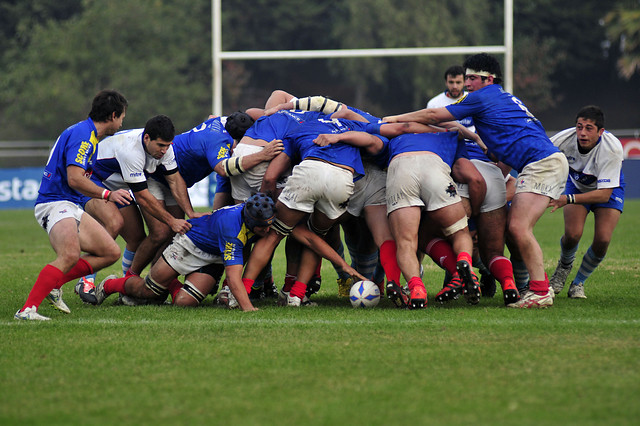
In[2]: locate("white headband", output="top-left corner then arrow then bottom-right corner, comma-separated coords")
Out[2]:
465,68 -> 497,78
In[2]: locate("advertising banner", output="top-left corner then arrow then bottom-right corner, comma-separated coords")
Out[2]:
0,168 -> 215,210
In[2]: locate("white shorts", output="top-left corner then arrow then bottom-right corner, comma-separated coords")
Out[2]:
278,160 -> 354,220
34,201 -> 84,234
457,160 -> 507,213
386,153 -> 461,214
347,163 -> 386,217
147,178 -> 178,207
515,152 -> 568,199
230,144 -> 269,202
162,233 -> 222,276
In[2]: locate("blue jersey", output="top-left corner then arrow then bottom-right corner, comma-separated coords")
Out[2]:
171,117 -> 233,188
185,204 -> 259,267
245,110 -> 325,142
347,106 -> 381,124
446,84 -> 559,172
387,132 -> 466,168
283,118 -> 385,178
464,140 -> 492,162
36,118 -> 99,205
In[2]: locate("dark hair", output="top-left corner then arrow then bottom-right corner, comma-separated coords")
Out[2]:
463,53 -> 503,85
88,90 -> 128,122
444,65 -> 465,80
225,111 -> 255,140
576,105 -> 604,129
144,115 -> 175,142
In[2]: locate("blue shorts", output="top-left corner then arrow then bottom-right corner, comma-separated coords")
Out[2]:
565,177 -> 625,213
79,174 -> 135,210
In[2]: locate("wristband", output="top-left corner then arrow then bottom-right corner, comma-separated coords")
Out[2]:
566,194 -> 575,204
102,189 -> 111,200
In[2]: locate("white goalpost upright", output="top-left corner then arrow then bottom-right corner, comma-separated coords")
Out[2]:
211,0 -> 513,116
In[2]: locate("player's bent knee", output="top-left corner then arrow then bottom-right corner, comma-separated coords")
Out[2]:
272,218 -> 294,237
307,218 -> 331,236
176,280 -> 206,306
144,274 -> 168,296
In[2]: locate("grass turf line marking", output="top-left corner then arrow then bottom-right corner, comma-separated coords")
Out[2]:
2,317 -> 640,327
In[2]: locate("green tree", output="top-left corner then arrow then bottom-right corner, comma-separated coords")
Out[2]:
0,0 -> 212,139
604,2 -> 640,80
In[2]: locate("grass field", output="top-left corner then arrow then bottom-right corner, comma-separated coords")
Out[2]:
1,201 -> 639,425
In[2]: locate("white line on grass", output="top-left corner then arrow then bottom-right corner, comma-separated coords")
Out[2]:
3,317 -> 640,327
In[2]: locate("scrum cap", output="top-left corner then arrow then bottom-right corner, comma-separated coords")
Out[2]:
225,111 -> 255,140
243,193 -> 276,230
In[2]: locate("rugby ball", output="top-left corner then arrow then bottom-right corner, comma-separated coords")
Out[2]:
349,280 -> 381,308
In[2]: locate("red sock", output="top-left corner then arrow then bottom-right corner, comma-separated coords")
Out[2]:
242,278 -> 254,294
529,273 -> 549,295
283,274 -> 296,292
424,238 -> 457,275
167,278 -> 183,301
488,256 -> 515,289
457,251 -> 473,266
313,262 -> 321,278
60,258 -> 94,284
22,264 -> 65,311
104,276 -> 129,295
125,269 -> 139,278
379,240 -> 401,283
290,280 -> 307,299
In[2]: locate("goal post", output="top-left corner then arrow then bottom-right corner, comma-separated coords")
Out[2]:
212,0 -> 513,116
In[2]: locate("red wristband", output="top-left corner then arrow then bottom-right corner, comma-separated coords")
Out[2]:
102,189 -> 111,200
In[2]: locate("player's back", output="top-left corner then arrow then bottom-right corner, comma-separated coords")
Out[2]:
244,110 -> 325,142
173,117 -> 232,187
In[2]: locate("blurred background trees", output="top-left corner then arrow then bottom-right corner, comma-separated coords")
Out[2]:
0,0 -> 638,140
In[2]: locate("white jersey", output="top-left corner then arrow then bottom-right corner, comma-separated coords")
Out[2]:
92,128 -> 177,188
427,91 -> 475,133
550,128 -> 623,192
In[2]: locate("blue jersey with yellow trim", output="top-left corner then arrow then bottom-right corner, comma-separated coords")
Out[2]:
446,84 -> 559,172
185,203 -> 258,267
171,117 -> 233,188
36,118 -> 98,205
387,132 -> 466,168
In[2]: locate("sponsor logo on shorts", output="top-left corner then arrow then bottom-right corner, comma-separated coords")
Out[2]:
446,183 -> 457,197
533,182 -> 554,195
129,172 -> 143,177
387,192 -> 403,207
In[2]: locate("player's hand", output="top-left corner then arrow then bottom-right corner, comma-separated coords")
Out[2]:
341,265 -> 365,282
548,196 -> 566,213
313,134 -> 340,147
382,115 -> 400,123
189,211 -> 210,219
170,218 -> 192,235
109,189 -> 132,206
262,139 -> 284,159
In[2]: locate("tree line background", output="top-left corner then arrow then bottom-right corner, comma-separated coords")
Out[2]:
0,0 -> 638,141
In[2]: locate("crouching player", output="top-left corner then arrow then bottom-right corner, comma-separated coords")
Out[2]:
78,193 -> 277,311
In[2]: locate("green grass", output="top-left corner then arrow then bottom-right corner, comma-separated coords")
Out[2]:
1,201 -> 640,425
